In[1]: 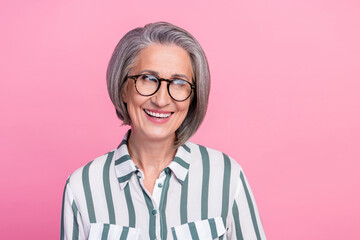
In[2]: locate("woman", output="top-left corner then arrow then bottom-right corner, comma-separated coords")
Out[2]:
61,22 -> 266,240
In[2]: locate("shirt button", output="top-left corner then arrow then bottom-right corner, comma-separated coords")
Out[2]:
165,168 -> 171,174
152,209 -> 157,215
158,183 -> 163,188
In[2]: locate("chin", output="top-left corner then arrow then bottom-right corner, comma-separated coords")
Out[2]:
141,128 -> 176,142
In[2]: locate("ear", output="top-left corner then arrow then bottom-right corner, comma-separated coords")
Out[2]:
122,89 -> 128,103
121,82 -> 129,103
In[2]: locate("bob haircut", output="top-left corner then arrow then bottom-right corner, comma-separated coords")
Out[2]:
107,21 -> 210,148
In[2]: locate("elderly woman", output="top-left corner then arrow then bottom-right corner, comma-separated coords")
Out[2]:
61,22 -> 266,240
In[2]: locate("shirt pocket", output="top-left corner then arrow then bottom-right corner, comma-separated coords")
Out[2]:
171,217 -> 226,240
87,223 -> 140,240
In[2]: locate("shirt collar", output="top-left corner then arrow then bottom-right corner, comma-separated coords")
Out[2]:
168,143 -> 191,184
113,131 -> 138,190
113,130 -> 192,190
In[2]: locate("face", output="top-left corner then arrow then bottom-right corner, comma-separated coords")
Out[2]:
122,44 -> 193,143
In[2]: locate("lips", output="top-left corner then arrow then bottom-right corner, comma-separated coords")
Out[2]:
144,109 -> 173,119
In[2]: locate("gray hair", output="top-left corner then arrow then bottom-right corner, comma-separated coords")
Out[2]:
106,22 -> 210,148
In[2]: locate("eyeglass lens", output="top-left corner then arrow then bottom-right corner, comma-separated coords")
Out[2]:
135,74 -> 192,101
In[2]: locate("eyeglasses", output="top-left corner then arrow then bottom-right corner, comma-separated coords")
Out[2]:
127,74 -> 195,102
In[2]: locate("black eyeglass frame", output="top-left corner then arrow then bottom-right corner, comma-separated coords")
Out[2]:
127,74 -> 196,102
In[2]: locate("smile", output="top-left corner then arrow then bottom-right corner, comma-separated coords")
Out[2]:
144,109 -> 173,119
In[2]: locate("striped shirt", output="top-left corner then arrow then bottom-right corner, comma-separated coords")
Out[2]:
61,131 -> 266,240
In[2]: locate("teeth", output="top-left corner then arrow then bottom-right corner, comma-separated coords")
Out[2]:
145,110 -> 171,118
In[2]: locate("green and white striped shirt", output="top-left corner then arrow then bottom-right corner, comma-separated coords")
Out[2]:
61,131 -> 266,240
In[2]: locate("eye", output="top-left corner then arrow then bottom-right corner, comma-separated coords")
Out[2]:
141,74 -> 158,83
171,79 -> 187,86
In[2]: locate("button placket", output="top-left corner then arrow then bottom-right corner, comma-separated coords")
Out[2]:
152,209 -> 157,215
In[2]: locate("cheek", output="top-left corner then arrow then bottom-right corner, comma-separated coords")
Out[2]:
124,93 -> 142,120
178,102 -> 191,117
123,83 -> 142,107
127,96 -> 143,114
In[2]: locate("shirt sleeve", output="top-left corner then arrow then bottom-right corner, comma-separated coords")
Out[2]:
226,170 -> 266,240
60,178 -> 85,240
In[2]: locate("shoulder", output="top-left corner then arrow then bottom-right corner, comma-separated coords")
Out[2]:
185,141 -> 244,176
185,142 -> 247,209
67,150 -> 115,191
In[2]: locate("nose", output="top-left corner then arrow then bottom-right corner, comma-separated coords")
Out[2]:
150,81 -> 171,107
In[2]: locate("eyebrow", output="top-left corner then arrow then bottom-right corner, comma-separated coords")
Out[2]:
139,70 -> 190,80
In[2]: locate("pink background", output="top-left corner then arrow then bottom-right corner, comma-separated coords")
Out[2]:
1,0 -> 359,239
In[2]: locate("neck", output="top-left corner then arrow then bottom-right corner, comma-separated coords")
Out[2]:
127,130 -> 176,177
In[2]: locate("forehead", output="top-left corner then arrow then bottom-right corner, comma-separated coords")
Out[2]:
132,44 -> 193,79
